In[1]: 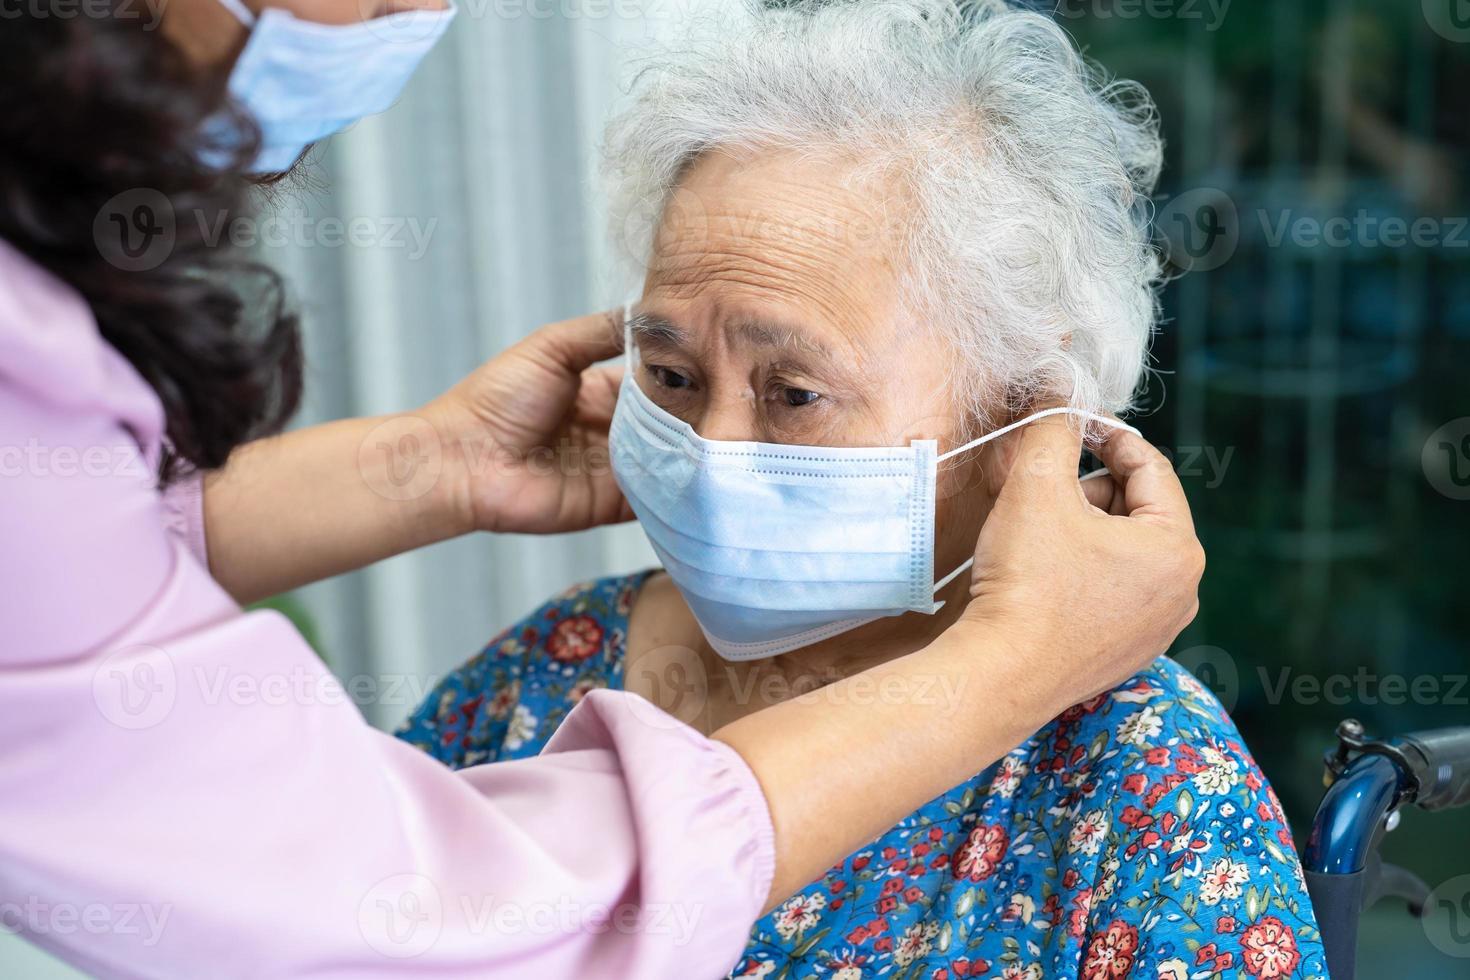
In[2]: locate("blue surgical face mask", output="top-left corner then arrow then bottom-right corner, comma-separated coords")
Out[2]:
209,0 -> 456,174
609,312 -> 1141,662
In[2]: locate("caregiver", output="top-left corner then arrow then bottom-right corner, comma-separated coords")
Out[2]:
0,2 -> 1205,977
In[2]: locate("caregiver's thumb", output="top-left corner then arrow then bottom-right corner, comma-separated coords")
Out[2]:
963,412 -> 1205,717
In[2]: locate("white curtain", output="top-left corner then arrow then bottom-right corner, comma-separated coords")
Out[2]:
248,3 -> 723,729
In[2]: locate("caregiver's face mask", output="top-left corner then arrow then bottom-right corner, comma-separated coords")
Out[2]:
609,310 -> 1142,663
209,0 -> 456,175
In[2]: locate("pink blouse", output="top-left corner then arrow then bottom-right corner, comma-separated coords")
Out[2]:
0,237 -> 774,978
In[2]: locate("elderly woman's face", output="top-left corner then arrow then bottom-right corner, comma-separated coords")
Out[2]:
634,148 -> 962,452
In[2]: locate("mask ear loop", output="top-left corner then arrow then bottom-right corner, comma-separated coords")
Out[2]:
928,407 -> 1144,609
215,0 -> 256,26
935,406 -> 1141,463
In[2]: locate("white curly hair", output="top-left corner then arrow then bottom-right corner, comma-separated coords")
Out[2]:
603,0 -> 1164,422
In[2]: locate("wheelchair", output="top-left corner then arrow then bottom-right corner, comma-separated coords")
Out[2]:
1303,720 -> 1470,980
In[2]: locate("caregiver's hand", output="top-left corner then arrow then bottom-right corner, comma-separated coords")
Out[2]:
201,312 -> 631,604
422,310 -> 634,535
963,413 -> 1205,720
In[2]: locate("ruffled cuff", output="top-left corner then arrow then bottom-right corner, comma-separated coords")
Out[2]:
159,470 -> 209,570
543,689 -> 776,972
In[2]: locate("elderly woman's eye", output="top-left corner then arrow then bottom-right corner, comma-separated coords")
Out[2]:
649,366 -> 694,391
780,386 -> 821,408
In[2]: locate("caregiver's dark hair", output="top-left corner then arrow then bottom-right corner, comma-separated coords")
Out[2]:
0,11 -> 303,482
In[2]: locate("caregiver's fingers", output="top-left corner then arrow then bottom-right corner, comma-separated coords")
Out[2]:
1093,429 -> 1194,528
518,310 -> 624,375
575,364 -> 625,425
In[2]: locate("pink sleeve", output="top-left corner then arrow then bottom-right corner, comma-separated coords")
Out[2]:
0,241 -> 774,978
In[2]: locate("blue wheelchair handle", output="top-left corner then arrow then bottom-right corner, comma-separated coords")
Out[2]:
1301,722 -> 1470,980
1302,754 -> 1411,980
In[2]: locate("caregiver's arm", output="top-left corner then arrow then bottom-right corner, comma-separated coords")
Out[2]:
717,415 -> 1205,910
200,312 -> 631,604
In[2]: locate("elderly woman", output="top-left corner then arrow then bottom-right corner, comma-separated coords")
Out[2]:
398,1 -> 1326,977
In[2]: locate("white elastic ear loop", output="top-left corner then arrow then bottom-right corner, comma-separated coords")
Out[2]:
936,406 -> 1141,463
215,0 -> 256,26
928,407 -> 1143,607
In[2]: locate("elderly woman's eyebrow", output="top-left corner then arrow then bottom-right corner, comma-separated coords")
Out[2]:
731,318 -> 832,360
628,313 -> 687,350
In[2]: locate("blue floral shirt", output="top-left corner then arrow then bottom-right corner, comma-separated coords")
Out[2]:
396,573 -> 1327,980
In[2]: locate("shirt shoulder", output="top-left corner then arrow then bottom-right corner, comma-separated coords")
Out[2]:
394,572 -> 652,766
1032,657 -> 1327,980
0,237 -> 164,452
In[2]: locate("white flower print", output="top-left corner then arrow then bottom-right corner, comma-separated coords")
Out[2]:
1198,857 -> 1251,905
1156,958 -> 1190,980
773,891 -> 827,941
502,704 -> 538,752
1004,892 -> 1036,924
892,921 -> 939,967
991,755 -> 1029,798
1192,744 -> 1242,796
1118,706 -> 1163,747
1068,809 -> 1110,856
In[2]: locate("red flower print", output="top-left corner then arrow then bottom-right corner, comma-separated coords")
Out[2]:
852,852 -> 871,872
912,842 -> 931,857
1082,920 -> 1139,979
1122,773 -> 1148,795
827,878 -> 847,894
882,878 -> 904,897
845,925 -> 868,944
1241,916 -> 1302,978
1216,915 -> 1237,934
1069,887 -> 1094,939
874,935 -> 894,954
953,823 -> 1008,882
929,826 -> 944,842
878,896 -> 897,914
904,886 -> 925,903
1145,746 -> 1171,766
546,615 -> 603,663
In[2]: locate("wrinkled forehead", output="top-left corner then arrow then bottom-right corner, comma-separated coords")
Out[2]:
637,146 -> 914,370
